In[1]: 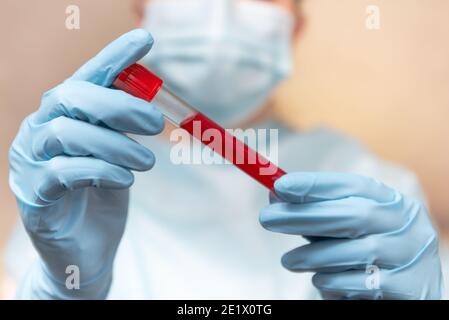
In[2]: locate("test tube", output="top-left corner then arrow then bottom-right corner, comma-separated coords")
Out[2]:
113,63 -> 286,191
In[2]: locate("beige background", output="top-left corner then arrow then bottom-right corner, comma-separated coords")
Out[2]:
277,0 -> 449,230
1,0 -> 448,290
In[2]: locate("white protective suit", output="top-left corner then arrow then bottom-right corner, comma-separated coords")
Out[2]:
6,122 -> 447,299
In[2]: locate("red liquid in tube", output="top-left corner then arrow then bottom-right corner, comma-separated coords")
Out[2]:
180,113 -> 286,191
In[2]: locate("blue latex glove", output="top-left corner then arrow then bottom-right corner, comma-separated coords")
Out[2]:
9,29 -> 164,299
260,172 -> 443,299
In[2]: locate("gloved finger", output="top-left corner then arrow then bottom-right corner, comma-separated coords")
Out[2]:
282,207 -> 436,272
34,80 -> 164,135
274,172 -> 396,204
312,270 -> 385,299
312,270 -> 415,300
31,116 -> 155,171
281,235 -> 418,273
36,156 -> 134,203
260,195 -> 405,238
70,29 -> 153,87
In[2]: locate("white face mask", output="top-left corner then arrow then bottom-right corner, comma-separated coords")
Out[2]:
141,0 -> 294,125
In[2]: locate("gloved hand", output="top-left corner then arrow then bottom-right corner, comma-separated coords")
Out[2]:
260,172 -> 443,299
9,29 -> 164,299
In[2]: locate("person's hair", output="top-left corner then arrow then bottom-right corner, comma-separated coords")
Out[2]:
293,0 -> 303,13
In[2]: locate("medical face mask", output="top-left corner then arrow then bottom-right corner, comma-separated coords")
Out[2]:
141,0 -> 294,125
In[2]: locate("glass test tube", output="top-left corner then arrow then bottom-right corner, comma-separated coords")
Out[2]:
113,63 -> 286,191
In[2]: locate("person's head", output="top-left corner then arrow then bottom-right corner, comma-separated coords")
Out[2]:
133,0 -> 304,125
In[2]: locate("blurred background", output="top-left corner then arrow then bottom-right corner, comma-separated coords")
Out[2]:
1,0 -> 448,295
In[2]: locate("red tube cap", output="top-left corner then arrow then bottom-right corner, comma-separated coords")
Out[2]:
113,63 -> 163,102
